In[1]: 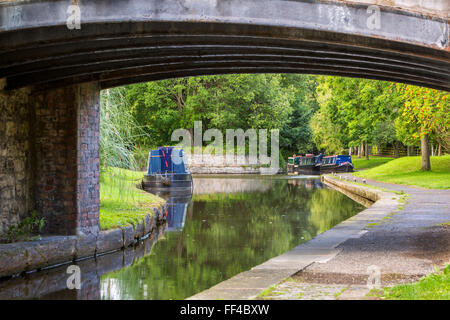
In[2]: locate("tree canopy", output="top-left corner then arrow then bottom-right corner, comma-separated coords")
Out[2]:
100,74 -> 449,170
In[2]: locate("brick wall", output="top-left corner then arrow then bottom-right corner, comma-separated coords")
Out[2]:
0,82 -> 100,238
34,83 -> 100,235
0,86 -> 35,237
76,83 -> 100,235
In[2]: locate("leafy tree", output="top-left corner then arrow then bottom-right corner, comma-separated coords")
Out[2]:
395,84 -> 449,170
122,74 -> 300,153
312,77 -> 406,159
280,75 -> 319,157
310,108 -> 344,154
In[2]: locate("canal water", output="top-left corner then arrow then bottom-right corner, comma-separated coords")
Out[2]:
0,175 -> 365,300
99,175 -> 364,300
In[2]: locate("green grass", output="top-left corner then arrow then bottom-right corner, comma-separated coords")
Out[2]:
100,167 -> 165,230
352,156 -> 393,170
256,285 -> 282,299
366,222 -> 380,228
354,155 -> 450,189
373,265 -> 450,300
334,287 -> 348,299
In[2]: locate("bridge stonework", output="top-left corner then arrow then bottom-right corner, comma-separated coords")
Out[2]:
0,83 -> 100,237
341,0 -> 448,17
0,0 -> 449,236
0,84 -> 34,236
0,0 -> 447,17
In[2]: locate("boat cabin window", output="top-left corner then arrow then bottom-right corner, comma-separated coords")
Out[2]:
323,157 -> 336,165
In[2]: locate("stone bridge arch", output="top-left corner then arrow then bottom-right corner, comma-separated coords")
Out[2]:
0,0 -> 448,236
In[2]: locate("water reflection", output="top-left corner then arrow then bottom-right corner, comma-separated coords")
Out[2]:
100,176 -> 364,300
165,195 -> 192,232
0,229 -> 166,300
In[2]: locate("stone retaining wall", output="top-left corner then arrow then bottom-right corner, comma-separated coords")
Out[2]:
321,175 -> 381,202
0,203 -> 168,279
186,154 -> 263,174
190,166 -> 261,174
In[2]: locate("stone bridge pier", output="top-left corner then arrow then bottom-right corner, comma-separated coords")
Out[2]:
0,83 -> 101,237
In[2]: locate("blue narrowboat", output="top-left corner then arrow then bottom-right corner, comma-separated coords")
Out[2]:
297,153 -> 324,175
165,194 -> 192,231
142,147 -> 193,196
287,154 -> 325,175
319,155 -> 353,173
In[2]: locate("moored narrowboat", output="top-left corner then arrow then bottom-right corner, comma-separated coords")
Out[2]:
297,153 -> 324,175
319,155 -> 353,173
142,147 -> 193,196
287,155 -> 302,175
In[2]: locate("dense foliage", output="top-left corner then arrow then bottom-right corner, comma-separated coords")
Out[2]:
309,77 -> 448,168
100,74 -> 319,168
100,74 -> 448,171
100,88 -> 148,170
395,84 -> 449,151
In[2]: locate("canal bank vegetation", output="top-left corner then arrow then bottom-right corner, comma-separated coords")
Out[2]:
1,211 -> 45,244
371,264 -> 450,300
100,167 -> 164,230
99,88 -> 165,230
354,155 -> 450,189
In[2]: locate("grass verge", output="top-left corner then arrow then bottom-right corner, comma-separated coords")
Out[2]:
255,285 -> 284,300
100,167 -> 165,230
352,156 -> 394,170
354,155 -> 450,189
370,265 -> 450,300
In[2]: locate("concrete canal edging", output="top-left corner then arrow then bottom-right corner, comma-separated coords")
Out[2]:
188,175 -> 401,300
0,204 -> 168,279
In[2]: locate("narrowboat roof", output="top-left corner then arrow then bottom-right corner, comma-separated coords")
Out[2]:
323,155 -> 350,158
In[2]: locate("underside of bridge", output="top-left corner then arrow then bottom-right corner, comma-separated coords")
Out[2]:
0,0 -> 449,236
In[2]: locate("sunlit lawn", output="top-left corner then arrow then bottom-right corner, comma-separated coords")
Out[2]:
371,265 -> 450,300
354,155 -> 450,189
100,167 -> 165,230
352,156 -> 393,170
